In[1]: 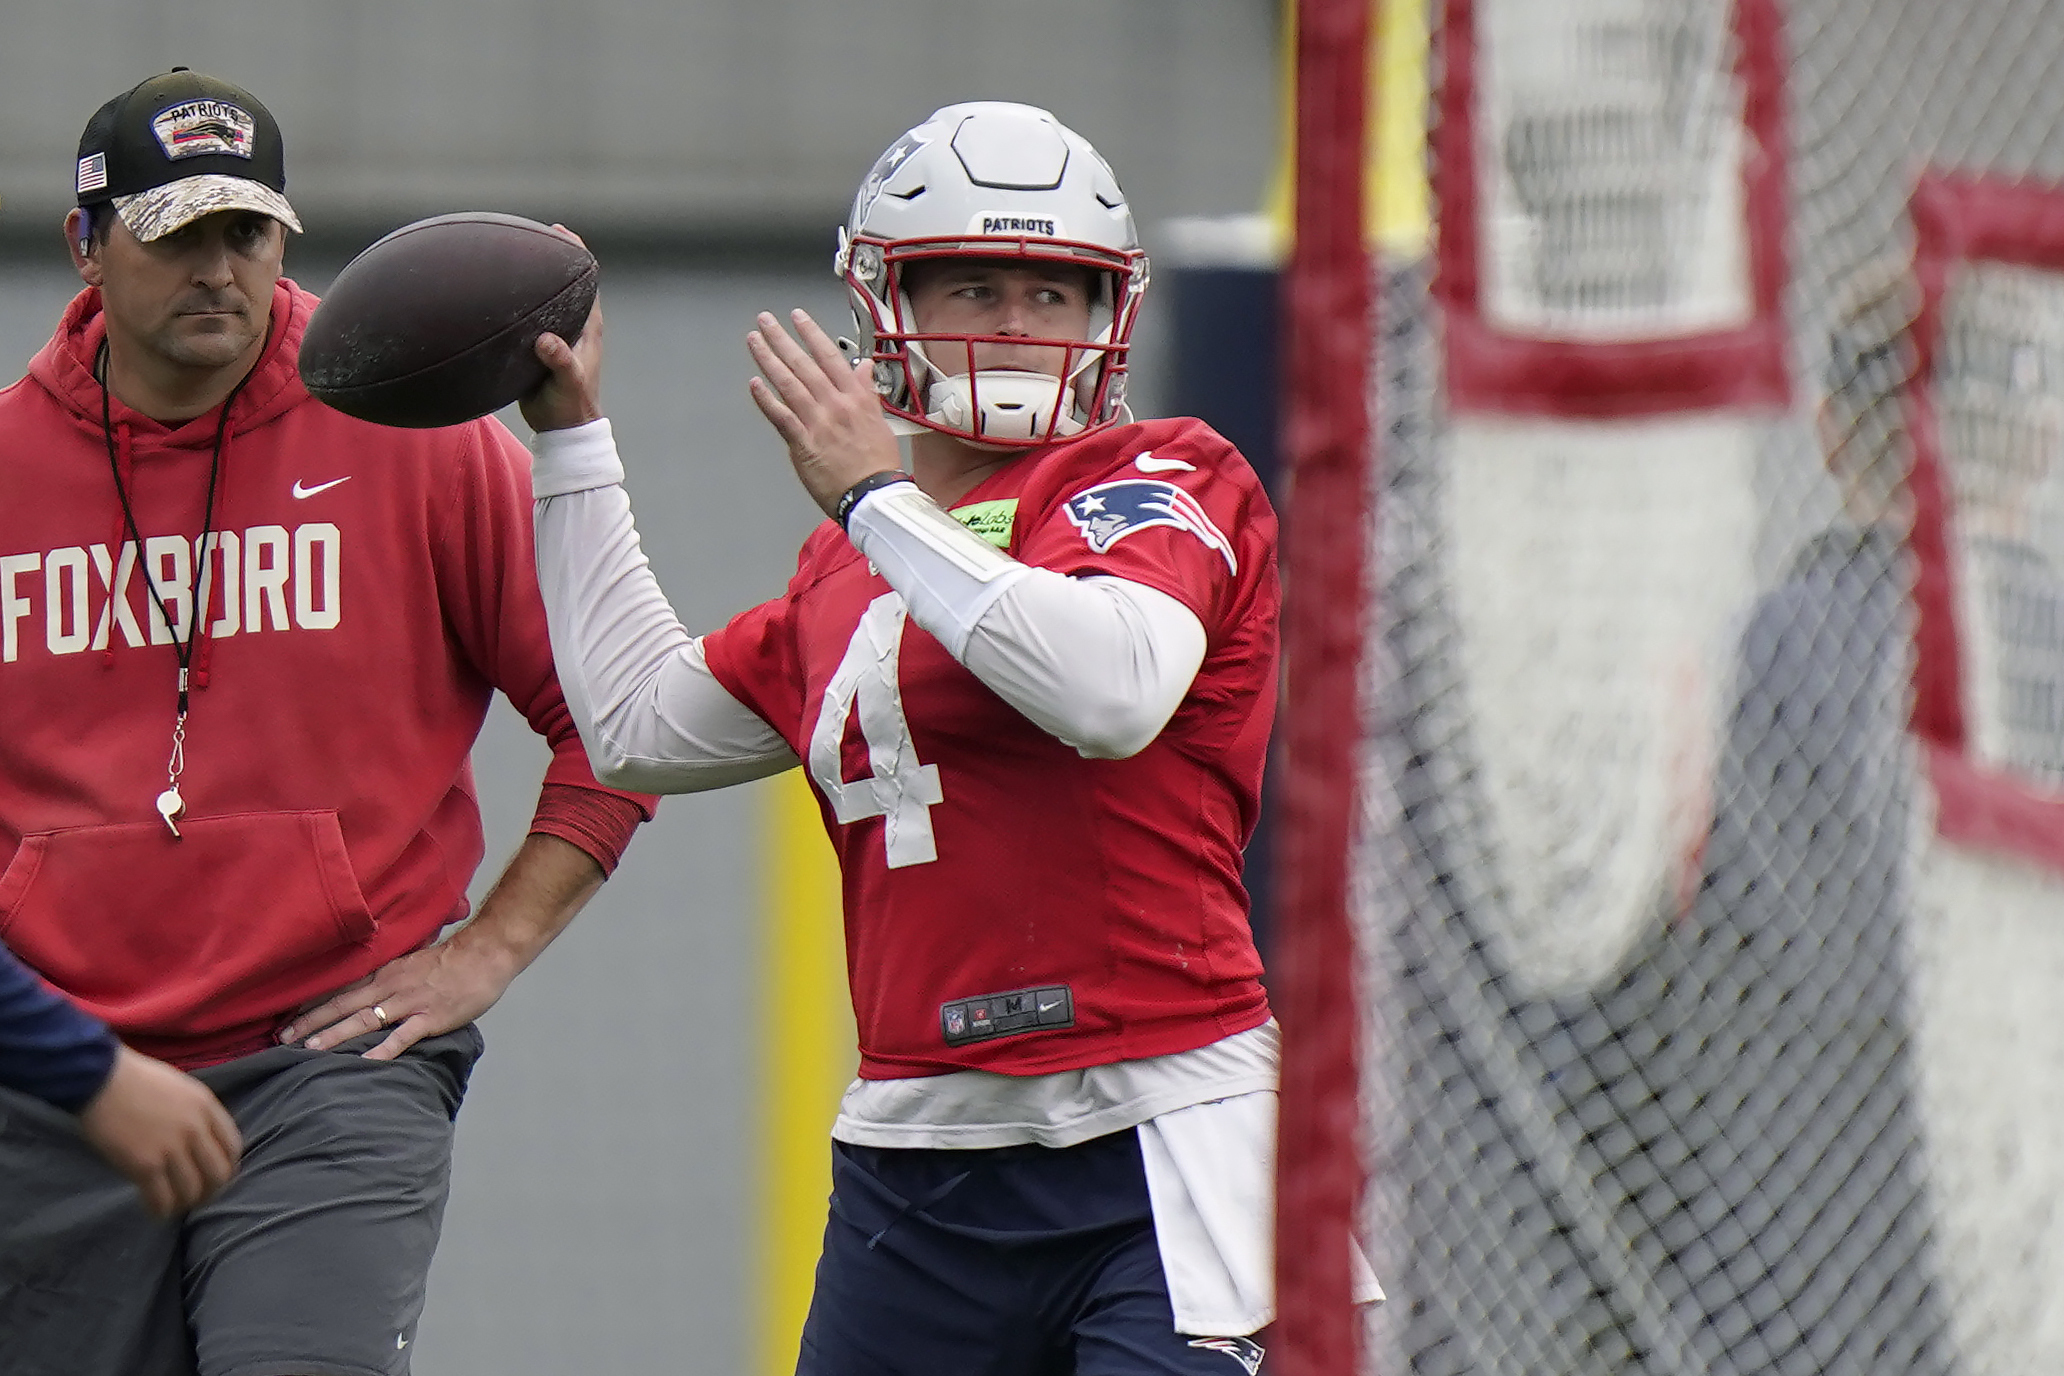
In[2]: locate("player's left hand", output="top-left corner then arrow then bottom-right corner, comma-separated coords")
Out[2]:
276,930 -> 523,1062
747,308 -> 903,518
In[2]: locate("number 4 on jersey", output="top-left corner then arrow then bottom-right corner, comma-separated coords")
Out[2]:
806,593 -> 943,868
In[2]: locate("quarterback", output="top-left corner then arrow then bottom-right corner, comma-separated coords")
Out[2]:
527,103 -> 1375,1373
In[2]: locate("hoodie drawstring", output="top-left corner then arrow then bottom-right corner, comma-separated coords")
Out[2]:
97,338 -> 254,831
189,427 -> 228,691
99,420 -> 133,670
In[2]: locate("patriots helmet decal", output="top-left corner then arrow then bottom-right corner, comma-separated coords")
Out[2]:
1063,478 -> 1237,573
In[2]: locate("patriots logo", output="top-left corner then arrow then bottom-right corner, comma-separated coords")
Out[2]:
1063,479 -> 1237,573
873,131 -> 926,182
150,100 -> 256,162
856,131 -> 929,218
1188,1336 -> 1266,1374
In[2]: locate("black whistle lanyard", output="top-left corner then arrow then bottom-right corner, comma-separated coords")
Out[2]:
96,338 -> 252,837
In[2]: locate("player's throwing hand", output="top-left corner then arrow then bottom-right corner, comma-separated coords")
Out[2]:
525,299 -> 607,435
746,308 -> 904,518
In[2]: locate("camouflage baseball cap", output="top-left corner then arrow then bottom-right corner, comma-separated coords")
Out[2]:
75,68 -> 301,243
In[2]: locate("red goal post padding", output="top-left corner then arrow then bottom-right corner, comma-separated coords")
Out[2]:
1273,1 -> 1370,1374
1431,0 -> 1791,416
1906,170 -> 2064,873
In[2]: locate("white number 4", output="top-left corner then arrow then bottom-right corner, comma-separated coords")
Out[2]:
807,593 -> 943,868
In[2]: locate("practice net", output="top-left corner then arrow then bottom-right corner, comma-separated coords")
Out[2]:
1287,0 -> 2064,1371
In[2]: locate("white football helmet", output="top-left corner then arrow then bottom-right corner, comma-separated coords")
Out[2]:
837,102 -> 1149,448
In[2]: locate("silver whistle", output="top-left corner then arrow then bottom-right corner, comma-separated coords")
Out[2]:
156,787 -> 185,839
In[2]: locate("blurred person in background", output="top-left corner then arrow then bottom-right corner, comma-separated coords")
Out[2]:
1618,256 -> 1957,1375
0,67 -> 652,1375
527,101 -> 1377,1374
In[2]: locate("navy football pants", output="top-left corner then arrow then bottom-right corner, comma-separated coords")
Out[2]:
796,1128 -> 1268,1376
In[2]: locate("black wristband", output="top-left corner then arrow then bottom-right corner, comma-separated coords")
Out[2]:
835,470 -> 915,530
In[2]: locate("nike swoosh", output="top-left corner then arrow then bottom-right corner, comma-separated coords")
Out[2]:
292,476 -> 351,499
1134,453 -> 1195,474
1038,1000 -> 1063,1012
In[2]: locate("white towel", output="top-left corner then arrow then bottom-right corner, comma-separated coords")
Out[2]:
1137,1090 -> 1384,1336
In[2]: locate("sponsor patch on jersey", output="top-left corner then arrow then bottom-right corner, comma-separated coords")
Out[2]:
940,984 -> 1072,1046
151,100 -> 257,161
1064,479 -> 1237,573
949,498 -> 1017,549
76,152 -> 108,195
968,212 -> 1065,238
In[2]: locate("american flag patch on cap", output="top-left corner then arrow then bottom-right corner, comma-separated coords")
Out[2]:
77,153 -> 108,196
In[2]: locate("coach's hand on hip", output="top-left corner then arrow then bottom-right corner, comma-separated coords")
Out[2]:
747,309 -> 903,518
277,927 -> 523,1062
280,833 -> 605,1060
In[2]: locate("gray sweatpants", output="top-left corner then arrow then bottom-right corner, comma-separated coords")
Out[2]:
0,1023 -> 482,1376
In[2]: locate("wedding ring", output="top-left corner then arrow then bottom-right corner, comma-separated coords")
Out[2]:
372,1005 -> 389,1026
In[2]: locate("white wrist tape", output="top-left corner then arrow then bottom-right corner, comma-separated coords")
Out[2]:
846,482 -> 1031,656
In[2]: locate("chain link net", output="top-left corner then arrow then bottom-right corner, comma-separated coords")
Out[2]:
1358,2 -> 2064,1372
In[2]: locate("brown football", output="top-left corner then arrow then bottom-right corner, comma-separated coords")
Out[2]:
299,212 -> 596,429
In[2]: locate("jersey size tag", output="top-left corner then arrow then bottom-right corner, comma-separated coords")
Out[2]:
950,498 -> 1017,549
940,984 -> 1073,1046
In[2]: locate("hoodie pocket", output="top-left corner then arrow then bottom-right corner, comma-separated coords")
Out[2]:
0,811 -> 376,1039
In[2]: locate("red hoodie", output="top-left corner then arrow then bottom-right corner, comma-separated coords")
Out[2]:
0,281 -> 652,1068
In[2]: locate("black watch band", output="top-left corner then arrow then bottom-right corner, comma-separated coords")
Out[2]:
835,471 -> 915,530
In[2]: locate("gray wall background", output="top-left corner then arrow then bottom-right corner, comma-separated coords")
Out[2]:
0,7 -> 1274,1372
0,0 -> 1277,249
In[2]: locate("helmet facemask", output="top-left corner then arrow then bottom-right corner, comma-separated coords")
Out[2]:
841,232 -> 1148,449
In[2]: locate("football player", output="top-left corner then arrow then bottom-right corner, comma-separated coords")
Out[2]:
526,102 -> 1375,1373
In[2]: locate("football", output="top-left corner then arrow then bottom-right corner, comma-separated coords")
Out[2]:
299,212 -> 597,429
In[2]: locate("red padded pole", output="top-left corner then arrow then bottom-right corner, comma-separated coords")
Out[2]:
1273,0 -> 1372,1373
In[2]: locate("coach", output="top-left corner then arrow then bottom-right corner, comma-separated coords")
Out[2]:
0,68 -> 653,1375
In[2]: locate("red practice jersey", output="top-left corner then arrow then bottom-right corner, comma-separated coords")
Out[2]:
703,417 -> 1278,1078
